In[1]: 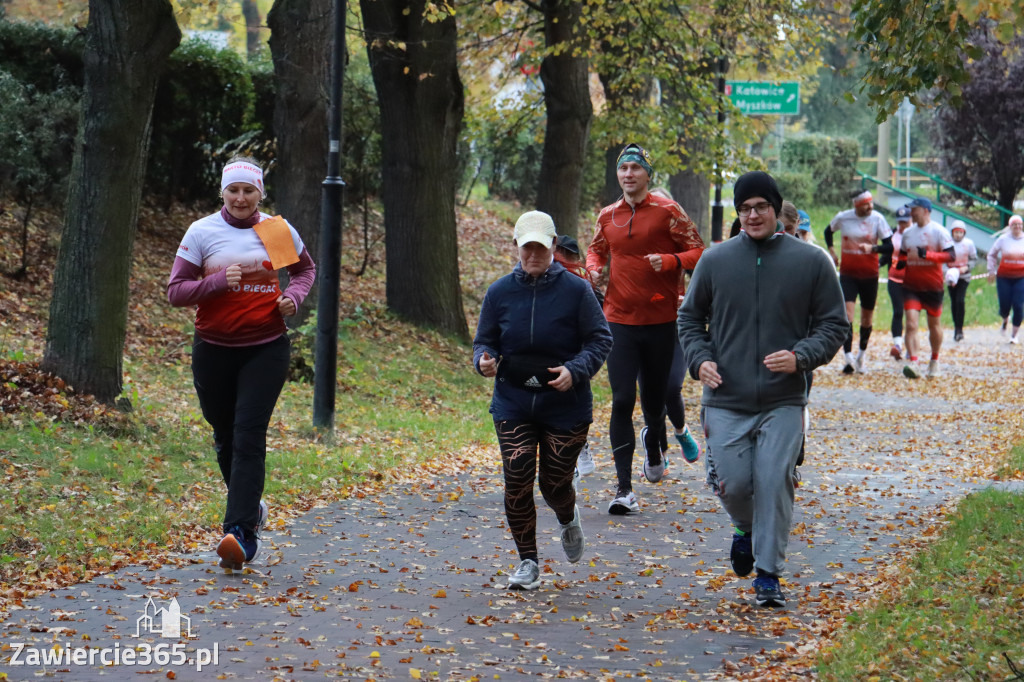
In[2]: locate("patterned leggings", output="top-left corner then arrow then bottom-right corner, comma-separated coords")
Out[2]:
494,420 -> 589,562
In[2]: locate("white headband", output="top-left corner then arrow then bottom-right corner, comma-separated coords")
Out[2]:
853,190 -> 872,206
221,162 -> 265,198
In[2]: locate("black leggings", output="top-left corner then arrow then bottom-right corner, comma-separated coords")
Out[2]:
495,420 -> 588,561
606,321 -> 677,490
639,338 -> 687,453
887,279 -> 904,338
947,279 -> 970,333
192,334 -> 290,533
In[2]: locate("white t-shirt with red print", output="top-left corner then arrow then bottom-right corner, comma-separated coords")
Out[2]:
828,209 -> 893,278
987,233 -> 1024,279
176,211 -> 305,345
901,221 -> 953,292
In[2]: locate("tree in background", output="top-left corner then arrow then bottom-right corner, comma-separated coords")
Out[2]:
42,0 -> 181,404
267,0 -> 331,324
850,0 -> 1024,116
360,0 -> 469,340
931,24 -> 1024,215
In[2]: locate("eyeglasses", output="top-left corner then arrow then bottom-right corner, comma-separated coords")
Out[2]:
737,202 -> 774,217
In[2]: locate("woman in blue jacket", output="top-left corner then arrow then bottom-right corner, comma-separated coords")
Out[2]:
473,211 -> 612,590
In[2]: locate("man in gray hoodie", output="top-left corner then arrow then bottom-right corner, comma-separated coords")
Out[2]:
678,171 -> 847,607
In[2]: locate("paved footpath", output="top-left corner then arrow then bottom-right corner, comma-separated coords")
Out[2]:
2,330 -> 1020,681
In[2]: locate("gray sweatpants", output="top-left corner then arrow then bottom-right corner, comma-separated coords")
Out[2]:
701,405 -> 804,576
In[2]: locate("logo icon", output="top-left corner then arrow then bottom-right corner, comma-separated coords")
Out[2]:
524,375 -> 542,388
136,596 -> 193,639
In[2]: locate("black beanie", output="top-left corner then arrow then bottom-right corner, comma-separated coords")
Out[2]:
733,171 -> 783,215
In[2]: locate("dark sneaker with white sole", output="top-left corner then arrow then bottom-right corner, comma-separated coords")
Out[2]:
217,525 -> 260,570
730,532 -> 754,577
752,573 -> 786,607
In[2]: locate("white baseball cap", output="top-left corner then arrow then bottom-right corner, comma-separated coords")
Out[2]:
513,211 -> 557,248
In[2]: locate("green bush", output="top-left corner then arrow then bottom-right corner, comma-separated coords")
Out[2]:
774,170 -> 814,207
148,38 -> 260,204
0,20 -> 82,91
782,134 -> 860,205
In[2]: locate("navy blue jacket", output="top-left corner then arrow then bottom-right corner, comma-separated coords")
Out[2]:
473,261 -> 612,430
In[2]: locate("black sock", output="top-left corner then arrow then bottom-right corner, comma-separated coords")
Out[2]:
844,323 -> 853,354
859,325 -> 872,351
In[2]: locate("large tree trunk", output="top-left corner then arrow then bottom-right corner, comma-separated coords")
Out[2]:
535,0 -> 591,238
669,135 -> 711,245
267,0 -> 330,324
241,0 -> 262,59
41,0 -> 180,404
361,0 -> 468,340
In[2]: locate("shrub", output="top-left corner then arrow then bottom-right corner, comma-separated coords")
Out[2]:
148,38 -> 259,204
774,170 -> 814,207
782,134 -> 860,205
0,20 -> 82,91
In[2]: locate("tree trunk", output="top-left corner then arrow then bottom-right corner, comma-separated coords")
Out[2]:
241,0 -> 262,59
361,0 -> 468,340
669,168 -> 710,246
267,0 -> 330,325
41,0 -> 180,404
535,0 -> 591,238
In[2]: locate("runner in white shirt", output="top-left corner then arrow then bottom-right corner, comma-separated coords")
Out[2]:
825,191 -> 893,373
895,198 -> 955,378
944,220 -> 978,342
987,214 -> 1024,343
884,206 -> 912,359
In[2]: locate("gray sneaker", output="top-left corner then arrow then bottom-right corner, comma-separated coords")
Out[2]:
926,359 -> 939,378
559,505 -> 585,563
576,442 -> 596,475
640,426 -> 665,483
507,559 -> 541,591
608,487 -> 640,515
257,500 -> 268,532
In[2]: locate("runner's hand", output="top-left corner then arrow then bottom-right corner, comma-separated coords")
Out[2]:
645,254 -> 663,272
547,366 -> 572,392
764,350 -> 797,374
479,351 -> 497,377
698,361 -> 722,389
224,264 -> 242,288
277,295 -> 296,316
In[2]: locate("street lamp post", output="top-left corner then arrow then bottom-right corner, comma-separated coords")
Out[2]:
313,0 -> 347,433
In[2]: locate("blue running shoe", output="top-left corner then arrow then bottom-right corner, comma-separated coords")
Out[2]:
674,425 -> 702,463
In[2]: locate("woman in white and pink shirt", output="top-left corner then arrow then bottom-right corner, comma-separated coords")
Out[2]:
987,215 -> 1024,344
167,157 -> 316,569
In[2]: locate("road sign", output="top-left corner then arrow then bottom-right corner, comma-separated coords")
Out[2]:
725,81 -> 800,116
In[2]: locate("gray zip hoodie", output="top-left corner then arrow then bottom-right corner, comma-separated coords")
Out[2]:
678,231 -> 847,412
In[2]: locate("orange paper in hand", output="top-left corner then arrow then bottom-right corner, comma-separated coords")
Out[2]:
253,216 -> 300,270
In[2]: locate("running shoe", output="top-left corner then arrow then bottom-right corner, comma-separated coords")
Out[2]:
1011,336 -> 1020,345
752,573 -> 787,607
855,349 -> 866,373
576,442 -> 596,475
608,488 -> 640,515
954,331 -> 964,342
674,425 -> 702,463
559,505 -> 585,563
889,343 -> 902,360
842,351 -> 856,374
730,532 -> 754,577
257,500 -> 268,532
507,559 -> 541,591
639,426 -> 665,482
926,360 -> 939,378
217,525 -> 260,570
902,363 -> 920,379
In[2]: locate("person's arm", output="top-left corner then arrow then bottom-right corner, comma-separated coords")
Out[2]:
965,242 -> 978,274
791,252 -> 849,371
918,245 -> 955,263
472,288 -> 502,376
677,257 -> 716,380
654,209 -> 705,272
987,238 -> 1002,275
166,256 -> 230,307
280,248 -> 317,310
584,222 -> 609,278
562,287 -> 613,385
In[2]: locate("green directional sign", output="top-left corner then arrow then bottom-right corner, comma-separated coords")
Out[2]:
726,81 -> 800,116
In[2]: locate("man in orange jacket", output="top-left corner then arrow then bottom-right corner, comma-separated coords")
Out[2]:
586,143 -> 704,514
